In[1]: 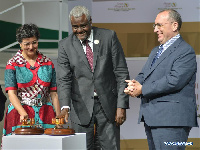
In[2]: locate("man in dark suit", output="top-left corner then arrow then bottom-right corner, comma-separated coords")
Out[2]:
125,9 -> 198,150
57,5 -> 129,150
0,85 -> 7,121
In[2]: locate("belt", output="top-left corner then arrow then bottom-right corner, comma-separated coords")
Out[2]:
94,96 -> 99,99
20,97 -> 48,106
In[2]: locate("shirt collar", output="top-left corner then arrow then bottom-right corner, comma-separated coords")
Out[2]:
87,29 -> 93,43
162,34 -> 180,50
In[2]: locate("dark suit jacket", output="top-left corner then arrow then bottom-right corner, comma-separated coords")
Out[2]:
57,27 -> 129,125
0,85 -> 7,121
136,36 -> 198,127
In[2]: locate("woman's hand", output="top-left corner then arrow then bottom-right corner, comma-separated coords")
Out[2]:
8,90 -> 29,122
20,113 -> 29,122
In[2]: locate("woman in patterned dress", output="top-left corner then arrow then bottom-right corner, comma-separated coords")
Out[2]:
3,23 -> 61,136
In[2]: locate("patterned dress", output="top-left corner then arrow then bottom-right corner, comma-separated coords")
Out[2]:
3,50 -> 57,136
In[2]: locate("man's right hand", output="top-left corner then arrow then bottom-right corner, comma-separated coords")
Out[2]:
57,108 -> 69,122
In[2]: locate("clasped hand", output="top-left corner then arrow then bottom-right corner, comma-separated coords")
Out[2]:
124,79 -> 142,97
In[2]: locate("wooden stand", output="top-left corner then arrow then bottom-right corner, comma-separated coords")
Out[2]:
14,127 -> 44,135
44,128 -> 75,135
44,117 -> 75,135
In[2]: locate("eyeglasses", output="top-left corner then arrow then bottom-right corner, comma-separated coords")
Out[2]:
72,22 -> 89,30
153,22 -> 173,29
22,41 -> 38,48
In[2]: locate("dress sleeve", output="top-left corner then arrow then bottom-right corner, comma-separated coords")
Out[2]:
50,62 -> 57,91
5,64 -> 17,92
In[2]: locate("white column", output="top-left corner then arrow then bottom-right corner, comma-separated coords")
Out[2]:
59,0 -> 62,40
22,3 -> 25,25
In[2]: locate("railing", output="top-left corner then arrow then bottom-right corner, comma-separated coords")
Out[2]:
0,0 -> 64,52
0,3 -> 23,52
0,3 -> 23,15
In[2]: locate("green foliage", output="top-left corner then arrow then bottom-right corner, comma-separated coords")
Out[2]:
0,20 -> 68,49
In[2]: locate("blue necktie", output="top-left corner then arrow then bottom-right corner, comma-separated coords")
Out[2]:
151,44 -> 163,66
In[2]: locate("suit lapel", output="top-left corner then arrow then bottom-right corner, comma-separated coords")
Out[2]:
150,47 -> 173,70
144,37 -> 183,80
73,35 -> 91,71
92,27 -> 101,72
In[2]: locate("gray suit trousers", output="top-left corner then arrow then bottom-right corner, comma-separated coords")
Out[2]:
72,98 -> 120,150
144,123 -> 191,150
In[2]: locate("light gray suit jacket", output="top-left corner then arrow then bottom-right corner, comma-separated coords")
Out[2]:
57,27 -> 129,125
136,36 -> 198,127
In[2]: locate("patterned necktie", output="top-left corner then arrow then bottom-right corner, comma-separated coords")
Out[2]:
151,44 -> 164,66
85,40 -> 93,71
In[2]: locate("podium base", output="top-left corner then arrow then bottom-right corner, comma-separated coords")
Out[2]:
44,128 -> 75,135
14,127 -> 44,135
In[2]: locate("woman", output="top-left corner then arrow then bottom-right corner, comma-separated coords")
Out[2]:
3,23 -> 61,136
0,85 -> 6,122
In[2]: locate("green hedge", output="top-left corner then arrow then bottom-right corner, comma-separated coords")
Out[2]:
0,20 -> 68,49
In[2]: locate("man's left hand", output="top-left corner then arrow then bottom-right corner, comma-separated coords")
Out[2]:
115,108 -> 126,126
124,79 -> 142,97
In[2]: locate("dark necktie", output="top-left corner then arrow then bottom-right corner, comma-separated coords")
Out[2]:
151,44 -> 164,66
85,40 -> 93,71
85,40 -> 97,94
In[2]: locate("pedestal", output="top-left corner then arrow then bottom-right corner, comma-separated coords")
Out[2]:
2,133 -> 86,150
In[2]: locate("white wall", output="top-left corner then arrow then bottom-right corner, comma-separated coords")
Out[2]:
92,0 -> 200,23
